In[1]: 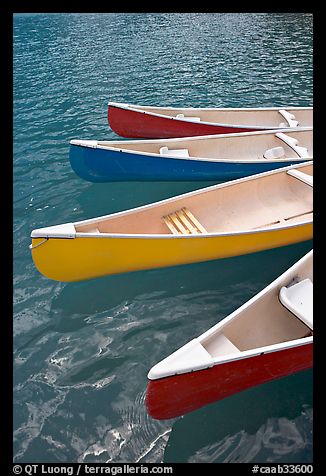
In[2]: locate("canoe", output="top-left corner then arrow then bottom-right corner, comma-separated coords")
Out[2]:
146,250 -> 313,419
107,102 -> 313,139
30,162 -> 313,282
69,127 -> 313,182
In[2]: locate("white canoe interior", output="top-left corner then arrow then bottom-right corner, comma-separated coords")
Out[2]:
71,163 -> 313,237
71,128 -> 313,162
148,250 -> 313,379
109,102 -> 313,128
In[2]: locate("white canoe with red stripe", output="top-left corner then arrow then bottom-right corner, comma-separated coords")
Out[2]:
108,102 -> 313,139
146,250 -> 313,419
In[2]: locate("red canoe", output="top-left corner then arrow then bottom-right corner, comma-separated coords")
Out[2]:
107,102 -> 313,139
146,250 -> 313,420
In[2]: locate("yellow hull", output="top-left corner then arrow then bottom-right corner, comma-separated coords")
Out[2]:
31,222 -> 313,282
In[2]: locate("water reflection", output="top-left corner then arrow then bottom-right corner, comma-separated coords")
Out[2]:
164,369 -> 312,462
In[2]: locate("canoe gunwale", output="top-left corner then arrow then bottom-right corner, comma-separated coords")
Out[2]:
31,218 -> 312,240
32,161 -> 313,239
74,219 -> 312,239
71,126 -> 313,148
148,336 -> 313,380
108,101 -> 313,113
70,140 -> 312,165
108,102 -> 313,129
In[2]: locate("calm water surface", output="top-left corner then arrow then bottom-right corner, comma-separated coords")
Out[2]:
13,13 -> 313,463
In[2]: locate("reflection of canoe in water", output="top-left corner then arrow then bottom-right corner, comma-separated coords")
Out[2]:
30,162 -> 313,282
146,250 -> 313,420
69,127 -> 313,182
107,101 -> 313,138
163,371 -> 312,462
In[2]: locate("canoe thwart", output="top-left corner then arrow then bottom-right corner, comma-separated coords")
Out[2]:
252,210 -> 312,230
159,146 -> 190,158
279,278 -> 313,330
276,132 -> 310,158
162,207 -> 207,235
175,113 -> 201,122
278,109 -> 299,128
287,169 -> 313,187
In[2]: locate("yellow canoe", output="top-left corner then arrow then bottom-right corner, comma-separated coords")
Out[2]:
30,162 -> 313,282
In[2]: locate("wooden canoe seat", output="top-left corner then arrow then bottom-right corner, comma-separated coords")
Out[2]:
278,109 -> 299,127
176,113 -> 201,122
279,278 -> 313,330
162,207 -> 207,234
159,146 -> 190,158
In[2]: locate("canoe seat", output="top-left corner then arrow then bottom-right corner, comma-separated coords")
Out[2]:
287,169 -> 313,187
203,333 -> 240,358
162,207 -> 207,234
279,278 -> 313,330
263,146 -> 285,160
159,146 -> 190,158
278,109 -> 299,127
176,113 -> 201,122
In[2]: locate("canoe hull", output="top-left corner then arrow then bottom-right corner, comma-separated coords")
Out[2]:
145,341 -> 313,419
31,222 -> 312,281
108,104 -> 262,139
69,143 -> 306,183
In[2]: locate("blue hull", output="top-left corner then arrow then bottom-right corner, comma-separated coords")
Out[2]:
69,144 -> 307,182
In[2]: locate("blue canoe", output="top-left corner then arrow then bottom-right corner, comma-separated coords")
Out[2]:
69,127 -> 313,182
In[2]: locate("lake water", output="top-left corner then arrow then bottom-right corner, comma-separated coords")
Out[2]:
13,13 -> 313,463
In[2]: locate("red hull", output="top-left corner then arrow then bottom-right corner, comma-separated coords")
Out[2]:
108,104 -> 261,139
145,342 -> 313,420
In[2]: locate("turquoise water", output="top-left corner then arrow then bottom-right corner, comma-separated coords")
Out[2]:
13,13 -> 313,463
